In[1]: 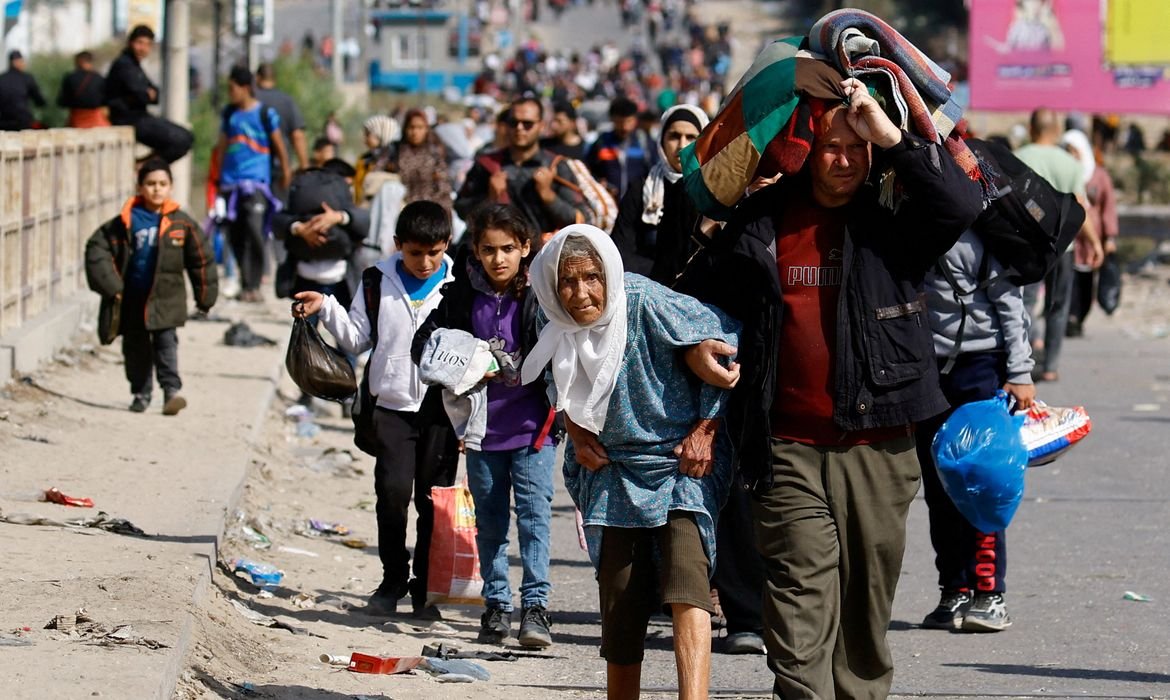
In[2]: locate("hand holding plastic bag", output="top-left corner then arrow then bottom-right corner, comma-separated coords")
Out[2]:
931,390 -> 1028,533
286,303 -> 357,402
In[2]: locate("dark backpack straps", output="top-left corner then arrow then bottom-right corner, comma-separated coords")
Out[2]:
361,265 -> 382,347
935,257 -> 969,376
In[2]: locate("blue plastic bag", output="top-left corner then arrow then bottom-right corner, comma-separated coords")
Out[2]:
931,391 -> 1028,533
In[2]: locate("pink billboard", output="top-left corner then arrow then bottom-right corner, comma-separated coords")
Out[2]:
969,0 -> 1170,113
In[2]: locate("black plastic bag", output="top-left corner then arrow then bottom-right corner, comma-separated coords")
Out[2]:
1097,253 -> 1121,316
286,311 -> 357,402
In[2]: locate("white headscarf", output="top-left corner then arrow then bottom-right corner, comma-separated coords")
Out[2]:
521,224 -> 628,435
641,104 -> 710,226
363,114 -> 400,148
1060,128 -> 1096,186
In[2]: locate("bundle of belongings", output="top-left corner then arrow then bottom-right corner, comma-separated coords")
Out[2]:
682,8 -> 982,219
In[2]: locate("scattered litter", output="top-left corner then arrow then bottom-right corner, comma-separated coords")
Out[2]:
309,519 -> 351,536
256,589 -> 275,599
229,558 -> 284,587
352,500 -> 376,512
421,657 -> 490,681
18,434 -> 52,444
1132,403 -> 1161,412
96,624 -> 168,650
277,545 -> 319,558
296,420 -> 321,438
422,642 -> 517,662
43,610 -> 167,649
1123,591 -> 1152,602
319,653 -> 349,666
224,322 -> 276,347
347,653 -> 424,674
227,600 -> 325,638
43,488 -> 93,508
291,593 -> 316,609
383,620 -> 457,636
232,525 -> 272,550
434,674 -> 476,683
0,635 -> 33,647
315,594 -> 350,611
341,538 -> 369,549
0,508 -> 147,537
225,680 -> 256,695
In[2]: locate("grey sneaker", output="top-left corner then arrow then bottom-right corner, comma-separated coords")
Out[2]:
477,607 -> 511,645
518,606 -> 552,648
722,631 -> 765,655
162,391 -> 187,416
922,589 -> 973,630
961,593 -> 1012,632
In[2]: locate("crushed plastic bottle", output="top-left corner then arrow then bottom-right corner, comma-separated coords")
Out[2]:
229,557 -> 284,586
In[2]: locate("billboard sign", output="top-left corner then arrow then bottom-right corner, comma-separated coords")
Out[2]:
969,0 -> 1170,114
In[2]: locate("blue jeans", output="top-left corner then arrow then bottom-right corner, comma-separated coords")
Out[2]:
465,445 -> 556,611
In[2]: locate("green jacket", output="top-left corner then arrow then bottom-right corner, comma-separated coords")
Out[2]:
85,196 -> 218,343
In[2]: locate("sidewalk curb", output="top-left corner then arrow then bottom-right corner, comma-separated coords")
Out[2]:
0,293 -> 97,380
154,338 -> 288,700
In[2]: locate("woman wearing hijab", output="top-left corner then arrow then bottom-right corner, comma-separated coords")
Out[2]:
611,104 -> 708,284
1060,128 -> 1119,336
354,114 -> 400,205
521,224 -> 738,700
392,108 -> 453,210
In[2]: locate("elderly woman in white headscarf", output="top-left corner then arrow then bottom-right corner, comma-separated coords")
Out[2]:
610,104 -> 709,284
354,114 -> 401,205
1060,128 -> 1119,336
521,224 -> 738,700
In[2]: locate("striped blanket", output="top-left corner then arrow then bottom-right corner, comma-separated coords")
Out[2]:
682,9 -> 979,220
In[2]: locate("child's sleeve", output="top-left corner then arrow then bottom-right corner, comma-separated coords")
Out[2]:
183,218 -> 219,311
412,297 -> 450,366
84,224 -> 123,298
320,284 -> 373,355
987,258 -> 1034,385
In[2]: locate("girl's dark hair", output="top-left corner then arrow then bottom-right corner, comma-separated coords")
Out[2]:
396,200 -> 452,246
137,157 -> 172,185
468,203 -> 537,299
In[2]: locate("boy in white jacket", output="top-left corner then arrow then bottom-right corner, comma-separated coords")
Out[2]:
295,201 -> 458,619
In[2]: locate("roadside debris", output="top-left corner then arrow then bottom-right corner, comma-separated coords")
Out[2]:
308,519 -> 351,536
0,508 -> 147,537
420,656 -> 491,681
227,599 -> 325,638
229,558 -> 284,587
224,322 -> 276,347
347,653 -> 424,675
277,545 -> 319,558
43,609 -> 167,649
319,653 -> 349,666
1123,591 -> 1153,602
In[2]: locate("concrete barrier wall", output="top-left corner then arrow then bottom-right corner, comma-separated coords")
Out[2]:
0,128 -> 135,337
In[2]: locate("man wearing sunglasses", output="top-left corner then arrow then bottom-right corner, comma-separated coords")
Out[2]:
456,96 -> 591,239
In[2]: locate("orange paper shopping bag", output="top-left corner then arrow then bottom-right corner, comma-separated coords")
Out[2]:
426,483 -> 484,606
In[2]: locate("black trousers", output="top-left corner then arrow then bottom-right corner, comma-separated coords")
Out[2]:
915,352 -> 1009,594
133,115 -> 194,163
1069,269 -> 1095,327
372,406 -> 459,602
712,473 -> 765,635
229,192 -> 269,293
121,327 -> 181,397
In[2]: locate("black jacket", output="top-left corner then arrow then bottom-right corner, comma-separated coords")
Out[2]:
58,68 -> 105,109
0,69 -> 46,130
104,49 -> 158,126
677,131 -> 983,488
611,177 -> 701,285
454,148 -> 590,236
273,168 -> 369,262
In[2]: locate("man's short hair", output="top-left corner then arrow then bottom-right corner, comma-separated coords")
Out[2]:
495,108 -> 511,125
396,200 -> 452,246
320,158 -> 356,178
128,25 -> 155,43
312,136 -> 334,151
552,100 -> 577,120
229,65 -> 254,88
510,95 -> 544,121
609,96 -> 638,119
8,50 -> 22,64
256,63 -> 275,83
75,50 -> 94,64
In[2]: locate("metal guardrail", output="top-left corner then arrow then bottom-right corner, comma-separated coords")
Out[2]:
0,128 -> 135,336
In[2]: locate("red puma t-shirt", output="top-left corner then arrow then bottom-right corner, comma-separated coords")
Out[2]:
770,197 -> 909,446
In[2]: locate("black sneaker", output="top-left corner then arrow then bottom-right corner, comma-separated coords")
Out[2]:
477,607 -> 511,645
961,593 -> 1012,632
129,394 -> 151,413
518,606 -> 552,648
921,589 -> 972,630
365,581 -> 408,617
722,631 -> 765,655
162,391 -> 187,416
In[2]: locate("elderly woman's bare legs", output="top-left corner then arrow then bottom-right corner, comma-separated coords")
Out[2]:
672,603 -> 712,698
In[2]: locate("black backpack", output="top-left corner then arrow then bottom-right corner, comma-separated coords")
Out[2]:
351,265 -> 384,456
966,138 -> 1086,286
